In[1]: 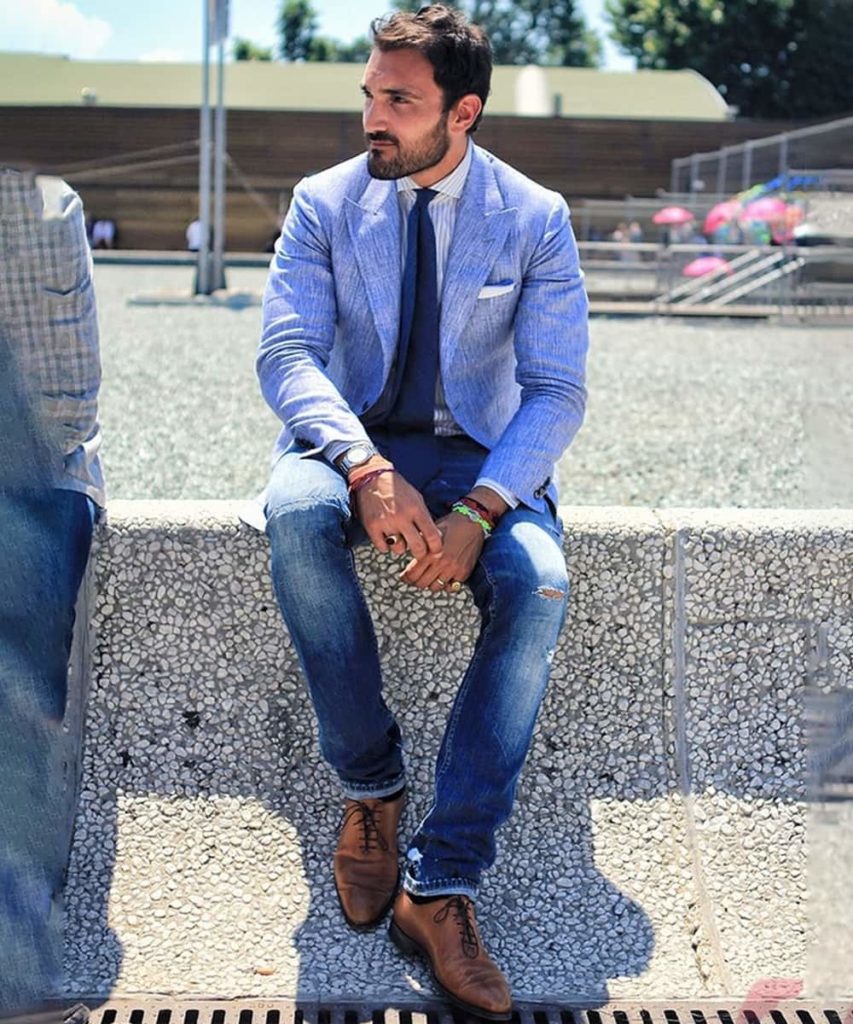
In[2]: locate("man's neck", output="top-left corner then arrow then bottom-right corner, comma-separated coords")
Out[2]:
411,139 -> 469,188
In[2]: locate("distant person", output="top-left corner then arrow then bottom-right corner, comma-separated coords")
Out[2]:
0,169 -> 103,1021
186,218 -> 205,252
611,220 -> 631,261
90,217 -> 115,249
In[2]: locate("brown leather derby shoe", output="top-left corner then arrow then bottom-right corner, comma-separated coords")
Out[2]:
333,792 -> 404,929
389,891 -> 512,1020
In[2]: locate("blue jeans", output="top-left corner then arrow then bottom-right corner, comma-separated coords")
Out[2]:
265,435 -> 568,897
0,486 -> 95,1012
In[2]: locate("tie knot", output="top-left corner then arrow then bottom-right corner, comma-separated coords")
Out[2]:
415,187 -> 437,209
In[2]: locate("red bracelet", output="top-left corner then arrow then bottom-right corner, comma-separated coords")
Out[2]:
349,467 -> 395,495
457,495 -> 499,529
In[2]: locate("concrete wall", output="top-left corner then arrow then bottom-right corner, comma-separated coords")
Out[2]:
63,502 -> 853,1003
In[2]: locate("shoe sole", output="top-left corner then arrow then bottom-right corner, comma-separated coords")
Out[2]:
335,868 -> 401,932
389,919 -> 513,1022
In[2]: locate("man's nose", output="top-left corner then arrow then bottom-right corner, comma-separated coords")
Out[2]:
363,99 -> 385,134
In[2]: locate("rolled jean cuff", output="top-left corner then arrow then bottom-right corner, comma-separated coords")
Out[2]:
403,871 -> 478,900
341,770 -> 406,801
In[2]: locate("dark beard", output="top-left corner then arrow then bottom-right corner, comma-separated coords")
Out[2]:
366,112 -> 450,180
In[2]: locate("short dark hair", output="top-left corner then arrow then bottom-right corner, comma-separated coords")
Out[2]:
370,5 -> 492,133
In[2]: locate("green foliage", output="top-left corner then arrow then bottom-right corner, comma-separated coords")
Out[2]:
232,37 -> 273,61
604,0 -> 853,118
278,0 -> 319,62
469,0 -> 600,66
274,0 -> 602,69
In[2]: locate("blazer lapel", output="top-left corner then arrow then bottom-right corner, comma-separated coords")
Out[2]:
344,177 -> 401,360
440,148 -> 517,356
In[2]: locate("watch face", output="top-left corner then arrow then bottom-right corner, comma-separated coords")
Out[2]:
344,444 -> 374,471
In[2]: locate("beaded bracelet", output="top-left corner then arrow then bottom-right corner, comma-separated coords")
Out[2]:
349,467 -> 395,495
451,500 -> 493,537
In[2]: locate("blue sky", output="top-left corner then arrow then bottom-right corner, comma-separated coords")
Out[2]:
3,0 -> 633,70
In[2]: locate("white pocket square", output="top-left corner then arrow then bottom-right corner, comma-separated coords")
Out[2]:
477,282 -> 516,299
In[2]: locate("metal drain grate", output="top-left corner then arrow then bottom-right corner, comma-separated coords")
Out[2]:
54,1001 -> 853,1024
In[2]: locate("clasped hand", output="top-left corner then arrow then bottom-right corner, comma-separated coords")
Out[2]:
354,470 -> 484,592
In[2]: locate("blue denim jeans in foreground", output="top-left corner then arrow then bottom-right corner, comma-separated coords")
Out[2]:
0,487 -> 94,1012
265,436 -> 568,897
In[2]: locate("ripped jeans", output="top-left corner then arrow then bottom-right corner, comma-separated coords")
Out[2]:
265,434 -> 568,897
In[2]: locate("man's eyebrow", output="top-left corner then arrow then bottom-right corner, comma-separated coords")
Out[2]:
360,83 -> 421,97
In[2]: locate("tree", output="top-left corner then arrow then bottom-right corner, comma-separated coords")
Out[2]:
392,0 -> 600,66
604,0 -> 853,118
232,37 -> 273,61
278,0 -> 319,62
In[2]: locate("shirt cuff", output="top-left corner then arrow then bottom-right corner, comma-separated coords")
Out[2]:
474,477 -> 519,510
324,440 -> 354,466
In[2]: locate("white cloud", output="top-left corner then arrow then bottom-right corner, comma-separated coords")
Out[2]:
0,0 -> 111,59
138,47 -> 193,63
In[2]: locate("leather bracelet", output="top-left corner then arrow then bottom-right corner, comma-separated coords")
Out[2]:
451,501 -> 493,537
458,495 -> 499,530
349,467 -> 395,495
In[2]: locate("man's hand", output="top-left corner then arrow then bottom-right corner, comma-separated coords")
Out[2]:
398,486 -> 507,593
398,512 -> 484,592
352,458 -> 442,559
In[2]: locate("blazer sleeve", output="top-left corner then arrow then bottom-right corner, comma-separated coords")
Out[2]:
256,179 -> 372,455
477,193 -> 589,505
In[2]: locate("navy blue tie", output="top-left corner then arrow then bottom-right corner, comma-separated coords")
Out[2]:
384,188 -> 440,487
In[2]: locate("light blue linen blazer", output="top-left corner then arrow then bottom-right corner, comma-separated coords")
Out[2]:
257,143 -> 589,512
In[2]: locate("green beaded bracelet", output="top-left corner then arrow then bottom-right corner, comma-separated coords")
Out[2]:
451,500 -> 493,537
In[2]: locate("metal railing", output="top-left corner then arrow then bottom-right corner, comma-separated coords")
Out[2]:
577,240 -> 853,315
670,115 -> 853,197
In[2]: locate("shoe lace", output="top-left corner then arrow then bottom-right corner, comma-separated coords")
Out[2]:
433,895 -> 480,959
337,800 -> 390,855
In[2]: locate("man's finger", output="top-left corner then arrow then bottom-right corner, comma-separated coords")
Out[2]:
403,526 -> 428,559
417,515 -> 443,554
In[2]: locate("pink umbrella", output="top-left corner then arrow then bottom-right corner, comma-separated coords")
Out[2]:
682,255 -> 732,278
741,196 -> 788,222
704,200 -> 741,235
653,205 -> 695,226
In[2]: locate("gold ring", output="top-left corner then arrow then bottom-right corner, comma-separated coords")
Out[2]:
436,578 -> 447,587
385,534 -> 398,546
449,581 -> 462,593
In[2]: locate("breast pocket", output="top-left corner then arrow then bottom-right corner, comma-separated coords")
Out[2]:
477,281 -> 517,300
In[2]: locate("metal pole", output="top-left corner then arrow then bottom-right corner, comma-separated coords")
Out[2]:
717,147 -> 728,197
212,30 -> 227,291
743,142 -> 753,191
196,0 -> 212,295
690,154 -> 700,195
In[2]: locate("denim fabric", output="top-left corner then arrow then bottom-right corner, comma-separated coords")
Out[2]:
265,435 -> 568,897
0,347 -> 95,1010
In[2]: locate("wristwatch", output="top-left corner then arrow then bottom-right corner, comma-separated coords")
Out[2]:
337,442 -> 379,475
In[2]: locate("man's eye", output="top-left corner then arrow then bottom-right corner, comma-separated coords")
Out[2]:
392,96 -> 408,104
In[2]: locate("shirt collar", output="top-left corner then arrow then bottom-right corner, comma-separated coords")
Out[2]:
396,138 -> 472,199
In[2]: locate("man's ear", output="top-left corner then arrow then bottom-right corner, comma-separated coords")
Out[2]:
450,93 -> 483,134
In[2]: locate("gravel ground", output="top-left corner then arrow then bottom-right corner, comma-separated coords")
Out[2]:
93,264 -> 853,508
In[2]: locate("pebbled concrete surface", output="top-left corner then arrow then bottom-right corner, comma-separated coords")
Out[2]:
61,503 -> 853,1002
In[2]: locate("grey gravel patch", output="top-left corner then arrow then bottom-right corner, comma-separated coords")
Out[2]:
91,266 -> 853,507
